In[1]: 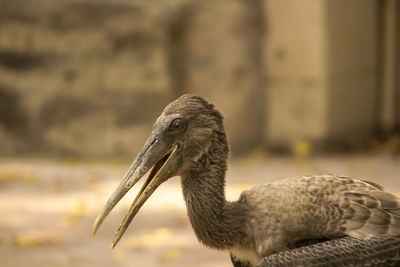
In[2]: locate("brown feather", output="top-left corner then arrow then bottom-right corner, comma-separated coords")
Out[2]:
370,190 -> 400,209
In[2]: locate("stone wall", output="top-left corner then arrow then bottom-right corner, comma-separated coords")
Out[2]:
0,0 -> 398,158
0,0 -> 264,158
0,0 -> 176,158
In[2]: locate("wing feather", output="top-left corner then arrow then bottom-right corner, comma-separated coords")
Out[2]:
338,188 -> 400,238
242,174 -> 400,258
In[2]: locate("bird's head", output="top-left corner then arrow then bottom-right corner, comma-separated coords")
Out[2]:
93,94 -> 227,247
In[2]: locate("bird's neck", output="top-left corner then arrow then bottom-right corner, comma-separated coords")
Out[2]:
180,135 -> 249,250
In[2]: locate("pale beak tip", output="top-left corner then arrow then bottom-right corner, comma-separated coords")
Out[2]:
92,219 -> 99,236
111,238 -> 119,249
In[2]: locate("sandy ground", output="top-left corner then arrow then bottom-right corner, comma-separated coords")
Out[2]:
1,154 -> 400,267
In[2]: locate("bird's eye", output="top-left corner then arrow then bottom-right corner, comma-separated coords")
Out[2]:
170,118 -> 185,132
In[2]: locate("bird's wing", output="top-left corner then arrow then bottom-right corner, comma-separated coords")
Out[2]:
243,175 -> 400,255
257,235 -> 400,267
315,176 -> 400,239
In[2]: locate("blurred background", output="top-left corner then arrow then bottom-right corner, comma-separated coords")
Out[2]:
0,0 -> 399,266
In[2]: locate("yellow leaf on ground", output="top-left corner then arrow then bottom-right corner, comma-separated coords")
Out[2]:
0,170 -> 18,182
72,199 -> 87,214
62,157 -> 81,166
139,227 -> 172,246
152,227 -> 172,242
23,173 -> 39,185
62,199 -> 87,227
125,239 -> 145,251
112,249 -> 126,261
125,227 -> 173,250
292,140 -> 312,157
62,213 -> 78,227
0,169 -> 39,185
159,248 -> 181,263
14,232 -> 63,247
106,158 -> 124,168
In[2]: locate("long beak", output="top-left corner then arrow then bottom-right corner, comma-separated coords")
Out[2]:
92,136 -> 180,248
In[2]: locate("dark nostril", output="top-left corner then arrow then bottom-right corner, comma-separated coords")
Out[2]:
151,139 -> 158,145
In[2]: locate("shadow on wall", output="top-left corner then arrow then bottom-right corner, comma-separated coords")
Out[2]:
0,84 -> 28,133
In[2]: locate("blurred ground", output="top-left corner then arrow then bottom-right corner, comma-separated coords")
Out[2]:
0,154 -> 399,267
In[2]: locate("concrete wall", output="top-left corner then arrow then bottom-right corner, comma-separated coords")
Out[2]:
263,0 -> 379,148
0,0 -> 397,158
0,0 -> 266,157
395,2 -> 400,131
263,0 -> 328,146
0,1 -> 175,158
380,0 -> 400,132
325,0 -> 378,141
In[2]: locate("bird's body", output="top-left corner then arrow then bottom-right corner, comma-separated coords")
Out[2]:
94,94 -> 400,266
231,175 -> 400,265
180,139 -> 400,266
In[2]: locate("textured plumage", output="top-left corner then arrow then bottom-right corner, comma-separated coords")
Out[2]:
94,94 -> 400,266
236,174 -> 400,264
258,235 -> 400,267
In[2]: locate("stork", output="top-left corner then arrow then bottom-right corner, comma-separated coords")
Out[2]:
93,94 -> 400,266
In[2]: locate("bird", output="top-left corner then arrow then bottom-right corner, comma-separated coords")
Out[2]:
93,94 -> 400,266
